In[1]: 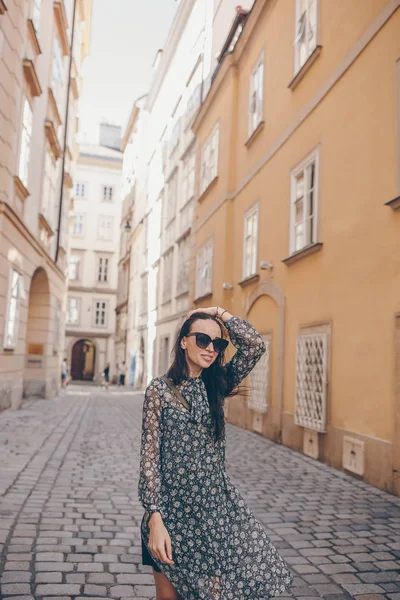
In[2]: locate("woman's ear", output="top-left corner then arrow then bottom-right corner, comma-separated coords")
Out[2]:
180,337 -> 187,350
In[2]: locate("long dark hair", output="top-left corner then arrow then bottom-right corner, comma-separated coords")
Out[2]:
167,312 -> 239,442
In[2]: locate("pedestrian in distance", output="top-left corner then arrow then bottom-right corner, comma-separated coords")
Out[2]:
138,306 -> 294,600
101,362 -> 110,390
118,360 -> 126,387
61,358 -> 69,388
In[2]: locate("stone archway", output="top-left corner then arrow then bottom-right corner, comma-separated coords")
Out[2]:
244,280 -> 285,438
23,267 -> 51,398
71,339 -> 96,381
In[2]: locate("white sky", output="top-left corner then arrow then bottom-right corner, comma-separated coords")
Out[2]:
78,0 -> 178,144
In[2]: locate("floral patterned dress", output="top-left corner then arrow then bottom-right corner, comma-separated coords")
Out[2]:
138,316 -> 294,599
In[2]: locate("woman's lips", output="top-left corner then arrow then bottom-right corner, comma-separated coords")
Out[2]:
201,354 -> 214,362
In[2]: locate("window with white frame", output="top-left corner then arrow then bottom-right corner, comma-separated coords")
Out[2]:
294,0 -> 318,73
200,123 -> 219,195
196,238 -> 213,298
290,150 -> 319,254
75,181 -> 87,198
93,300 -> 107,326
249,55 -> 264,136
294,331 -> 328,432
169,118 -> 181,154
52,36 -> 64,105
66,297 -> 80,325
166,171 -> 178,223
162,250 -> 173,303
102,185 -> 114,202
72,214 -> 85,237
98,215 -> 114,241
3,268 -> 23,350
97,256 -> 109,283
248,334 -> 271,413
183,149 -> 196,205
68,254 -> 81,281
32,0 -> 41,35
18,98 -> 33,188
42,151 -> 57,224
243,203 -> 259,279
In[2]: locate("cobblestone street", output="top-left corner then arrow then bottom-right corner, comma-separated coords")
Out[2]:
0,388 -> 399,600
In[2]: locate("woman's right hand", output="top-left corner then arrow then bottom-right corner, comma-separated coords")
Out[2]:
148,513 -> 175,565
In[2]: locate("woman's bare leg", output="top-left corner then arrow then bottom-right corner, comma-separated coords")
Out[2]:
153,569 -> 183,600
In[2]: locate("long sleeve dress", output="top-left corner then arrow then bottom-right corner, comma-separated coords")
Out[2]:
138,316 -> 294,599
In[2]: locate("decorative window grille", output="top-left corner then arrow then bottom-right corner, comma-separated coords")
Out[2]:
294,332 -> 328,432
18,98 -> 33,187
72,214 -> 84,237
102,185 -> 114,202
200,123 -> 219,195
98,256 -> 109,283
294,0 -> 318,73
68,254 -> 81,280
94,301 -> 107,326
243,204 -> 259,279
3,269 -> 23,350
248,335 -> 271,413
98,215 -> 114,241
196,238 -> 213,298
66,297 -> 80,325
75,181 -> 87,197
290,150 -> 318,254
249,56 -> 264,136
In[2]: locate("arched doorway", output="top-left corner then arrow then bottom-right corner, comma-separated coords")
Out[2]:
71,339 -> 96,380
24,267 -> 51,398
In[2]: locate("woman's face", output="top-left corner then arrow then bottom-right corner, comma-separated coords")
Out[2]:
181,318 -> 222,372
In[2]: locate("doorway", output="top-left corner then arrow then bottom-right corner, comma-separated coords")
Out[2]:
71,339 -> 96,380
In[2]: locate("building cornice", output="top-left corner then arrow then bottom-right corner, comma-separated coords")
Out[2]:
68,284 -> 118,295
65,329 -> 112,339
146,0 -> 196,112
0,201 -> 65,280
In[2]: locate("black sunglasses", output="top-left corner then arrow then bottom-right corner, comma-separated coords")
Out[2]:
186,332 -> 229,353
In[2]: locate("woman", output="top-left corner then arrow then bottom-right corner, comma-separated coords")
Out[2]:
138,306 -> 294,599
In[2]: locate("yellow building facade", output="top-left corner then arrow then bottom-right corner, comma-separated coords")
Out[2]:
192,0 -> 400,495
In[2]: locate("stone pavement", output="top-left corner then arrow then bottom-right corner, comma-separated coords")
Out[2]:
0,387 -> 399,600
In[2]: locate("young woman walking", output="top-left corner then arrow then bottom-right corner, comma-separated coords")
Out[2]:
138,307 -> 294,599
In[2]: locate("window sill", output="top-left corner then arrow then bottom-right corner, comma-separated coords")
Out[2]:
385,195 -> 400,211
0,0 -> 7,15
245,121 -> 265,149
238,274 -> 260,288
44,119 -> 62,160
176,288 -> 189,299
194,292 -> 213,303
282,242 -> 323,266
175,226 -> 191,244
288,45 -> 322,91
14,176 -> 30,201
198,176 -> 218,203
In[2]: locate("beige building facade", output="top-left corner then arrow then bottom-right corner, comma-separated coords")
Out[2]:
0,0 -> 91,409
64,126 -> 123,383
191,0 -> 400,494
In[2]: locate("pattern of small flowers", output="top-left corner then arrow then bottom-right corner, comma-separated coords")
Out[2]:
138,316 -> 294,599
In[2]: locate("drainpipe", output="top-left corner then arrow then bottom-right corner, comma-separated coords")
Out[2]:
55,0 -> 78,264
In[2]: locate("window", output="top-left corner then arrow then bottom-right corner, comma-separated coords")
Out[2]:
68,254 -> 81,281
294,0 -> 318,73
162,250 -> 173,303
196,238 -> 213,298
290,150 -> 319,254
182,149 -> 196,205
52,37 -> 64,104
140,273 -> 148,316
72,214 -> 85,237
248,334 -> 271,413
66,297 -> 80,325
18,98 -> 33,188
249,56 -> 264,136
166,171 -> 178,223
102,185 -> 114,202
32,0 -> 41,35
94,300 -> 107,326
75,181 -> 87,198
169,119 -> 181,154
294,331 -> 328,432
177,236 -> 190,295
97,256 -> 109,283
3,269 -> 22,350
243,204 -> 259,279
42,151 -> 57,224
200,123 -> 219,195
98,215 -> 114,241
